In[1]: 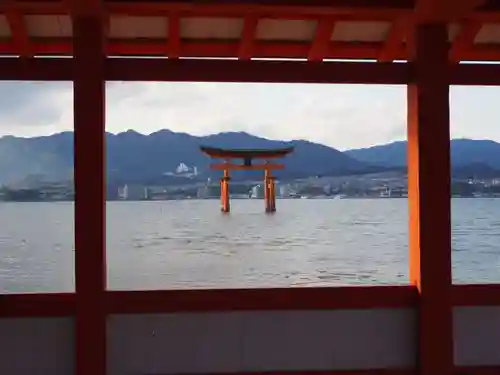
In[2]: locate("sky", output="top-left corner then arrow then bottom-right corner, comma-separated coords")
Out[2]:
1,82 -> 499,150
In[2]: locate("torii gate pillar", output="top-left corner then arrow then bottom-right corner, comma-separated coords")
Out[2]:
264,170 -> 276,213
220,169 -> 230,213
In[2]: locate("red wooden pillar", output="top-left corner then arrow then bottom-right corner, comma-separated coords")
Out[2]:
407,24 -> 453,375
73,10 -> 107,375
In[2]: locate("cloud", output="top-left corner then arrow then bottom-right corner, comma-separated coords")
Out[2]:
0,82 -> 71,129
450,86 -> 500,141
104,82 -> 408,149
0,82 -> 498,150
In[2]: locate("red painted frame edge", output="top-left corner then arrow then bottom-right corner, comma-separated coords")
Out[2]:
0,292 -> 76,317
1,57 -> 500,85
451,284 -> 500,306
0,58 -> 410,84
138,369 -> 500,375
142,371 -> 416,375
1,284 -> 499,317
106,285 -> 417,313
458,367 -> 500,375
0,286 -> 413,316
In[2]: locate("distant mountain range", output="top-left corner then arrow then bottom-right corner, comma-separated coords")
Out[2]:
345,139 -> 500,168
345,139 -> 500,178
0,130 -> 374,186
0,131 -> 499,186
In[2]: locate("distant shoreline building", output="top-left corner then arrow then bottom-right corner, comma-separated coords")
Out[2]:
118,184 -> 149,200
250,184 -> 265,199
164,163 -> 199,179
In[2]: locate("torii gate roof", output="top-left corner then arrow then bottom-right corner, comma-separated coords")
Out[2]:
200,146 -> 294,160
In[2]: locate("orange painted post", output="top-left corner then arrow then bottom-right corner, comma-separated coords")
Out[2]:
72,12 -> 107,375
219,178 -> 223,209
221,169 -> 230,213
271,177 -> 276,211
407,23 -> 453,375
264,169 -> 269,212
267,175 -> 276,213
264,168 -> 276,213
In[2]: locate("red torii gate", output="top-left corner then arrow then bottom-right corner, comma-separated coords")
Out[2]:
1,1 -> 500,375
200,146 -> 294,213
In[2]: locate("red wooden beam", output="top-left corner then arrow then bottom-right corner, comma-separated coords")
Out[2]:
167,11 -> 181,58
106,58 -> 410,84
3,56 -> 500,85
308,17 -> 336,62
459,367 -> 500,375
6,38 -> 500,62
0,284 -> 500,318
103,9 -> 111,37
5,9 -> 32,58
2,34 -> 499,63
106,0 -> 415,7
415,0 -> 486,22
4,0 -> 500,20
0,57 -> 408,83
0,1 -> 65,14
452,284 -> 500,306
104,0 -> 414,18
0,39 -> 390,59
473,9 -> 500,22
0,7 -> 411,21
459,44 -> 500,61
238,14 -> 258,60
0,293 -> 76,317
0,55 -> 74,80
449,20 -> 483,62
378,17 -> 408,62
0,58 -> 407,83
107,286 -> 417,313
451,60 -> 500,85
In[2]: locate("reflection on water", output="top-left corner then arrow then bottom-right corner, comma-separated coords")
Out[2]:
0,199 -> 498,293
